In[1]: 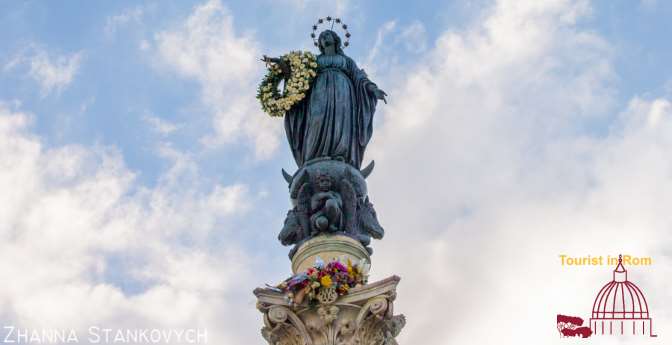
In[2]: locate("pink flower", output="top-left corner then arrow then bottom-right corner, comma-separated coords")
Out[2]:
331,261 -> 347,272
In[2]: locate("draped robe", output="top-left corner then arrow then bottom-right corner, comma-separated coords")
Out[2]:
284,53 -> 378,169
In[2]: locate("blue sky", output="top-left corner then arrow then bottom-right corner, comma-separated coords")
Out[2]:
2,1 -> 671,180
2,1 -> 672,344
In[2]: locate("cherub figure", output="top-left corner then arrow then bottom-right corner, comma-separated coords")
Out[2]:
309,173 -> 343,234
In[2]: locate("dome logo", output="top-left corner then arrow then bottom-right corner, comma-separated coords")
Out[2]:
557,254 -> 658,338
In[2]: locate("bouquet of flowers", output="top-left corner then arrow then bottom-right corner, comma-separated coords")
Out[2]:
276,257 -> 370,306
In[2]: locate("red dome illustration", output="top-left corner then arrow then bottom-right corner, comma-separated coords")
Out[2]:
590,255 -> 656,337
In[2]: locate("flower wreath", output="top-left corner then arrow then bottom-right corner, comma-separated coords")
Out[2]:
257,51 -> 318,117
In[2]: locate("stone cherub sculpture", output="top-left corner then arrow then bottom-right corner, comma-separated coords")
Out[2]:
310,172 -> 343,234
263,18 -> 387,258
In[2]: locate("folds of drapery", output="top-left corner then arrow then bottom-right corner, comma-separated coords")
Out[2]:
284,54 -> 378,170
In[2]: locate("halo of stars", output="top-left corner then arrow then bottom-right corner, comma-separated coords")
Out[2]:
311,16 -> 351,48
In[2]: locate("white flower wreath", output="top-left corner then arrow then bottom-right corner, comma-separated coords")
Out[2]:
257,51 -> 318,117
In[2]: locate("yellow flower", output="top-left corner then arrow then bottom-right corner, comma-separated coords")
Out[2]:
320,275 -> 333,288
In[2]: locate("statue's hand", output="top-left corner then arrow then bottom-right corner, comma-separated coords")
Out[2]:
261,55 -> 279,64
261,55 -> 290,79
373,88 -> 388,104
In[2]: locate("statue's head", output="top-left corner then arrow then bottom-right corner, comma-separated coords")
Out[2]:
318,30 -> 343,55
316,172 -> 333,191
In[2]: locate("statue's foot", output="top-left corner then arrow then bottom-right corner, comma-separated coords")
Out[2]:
314,216 -> 329,231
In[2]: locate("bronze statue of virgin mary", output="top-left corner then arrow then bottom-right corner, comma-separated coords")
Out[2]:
262,19 -> 387,257
264,29 -> 387,169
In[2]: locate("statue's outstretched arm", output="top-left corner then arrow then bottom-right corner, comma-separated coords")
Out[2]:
261,55 -> 291,79
347,56 -> 388,104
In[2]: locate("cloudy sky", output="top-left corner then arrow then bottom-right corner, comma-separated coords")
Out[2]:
1,0 -> 672,344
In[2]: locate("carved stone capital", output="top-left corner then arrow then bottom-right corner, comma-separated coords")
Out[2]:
254,276 -> 405,345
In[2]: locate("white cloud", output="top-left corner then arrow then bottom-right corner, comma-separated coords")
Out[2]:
397,21 -> 427,53
0,102 -> 261,343
150,0 -> 281,159
104,5 -> 146,36
142,114 -> 180,135
29,50 -> 83,96
355,0 -> 672,344
362,21 -> 429,77
365,21 -> 397,69
4,46 -> 83,96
